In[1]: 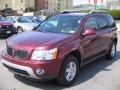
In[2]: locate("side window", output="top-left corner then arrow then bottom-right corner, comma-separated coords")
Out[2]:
84,17 -> 98,30
105,14 -> 116,27
97,16 -> 109,29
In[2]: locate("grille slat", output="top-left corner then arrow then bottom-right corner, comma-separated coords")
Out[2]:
7,47 -> 13,56
1,25 -> 13,29
14,50 -> 28,59
6,46 -> 28,59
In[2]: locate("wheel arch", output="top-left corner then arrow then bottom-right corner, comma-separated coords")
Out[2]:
17,26 -> 22,29
64,50 -> 82,67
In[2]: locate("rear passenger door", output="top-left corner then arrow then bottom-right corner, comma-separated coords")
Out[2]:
96,15 -> 112,50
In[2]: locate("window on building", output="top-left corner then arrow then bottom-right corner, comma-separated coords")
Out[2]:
5,4 -> 8,8
21,0 -> 23,3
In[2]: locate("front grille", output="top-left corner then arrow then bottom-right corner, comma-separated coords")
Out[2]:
3,63 -> 30,76
14,50 -> 28,59
6,46 -> 28,59
7,46 -> 13,56
1,25 -> 13,29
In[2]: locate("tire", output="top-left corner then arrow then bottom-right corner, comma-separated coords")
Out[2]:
17,27 -> 24,33
57,55 -> 79,86
105,41 -> 117,60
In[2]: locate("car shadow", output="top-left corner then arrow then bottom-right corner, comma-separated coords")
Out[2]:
14,51 -> 120,90
0,36 -> 10,39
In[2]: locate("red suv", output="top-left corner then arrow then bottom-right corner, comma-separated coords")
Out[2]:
1,11 -> 118,85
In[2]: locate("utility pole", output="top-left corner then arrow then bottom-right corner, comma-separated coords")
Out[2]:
57,0 -> 60,12
94,0 -> 97,10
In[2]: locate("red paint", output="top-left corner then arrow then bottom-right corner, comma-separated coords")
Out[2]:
1,12 -> 117,80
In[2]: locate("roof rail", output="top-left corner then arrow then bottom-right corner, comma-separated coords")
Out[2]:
89,10 -> 107,14
60,10 -> 81,14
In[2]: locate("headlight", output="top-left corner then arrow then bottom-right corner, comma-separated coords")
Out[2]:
31,48 -> 57,61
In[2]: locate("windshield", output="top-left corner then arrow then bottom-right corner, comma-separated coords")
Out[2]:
16,16 -> 32,23
36,15 -> 82,34
27,16 -> 43,23
0,16 -> 6,21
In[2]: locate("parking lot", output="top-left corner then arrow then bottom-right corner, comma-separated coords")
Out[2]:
0,30 -> 119,90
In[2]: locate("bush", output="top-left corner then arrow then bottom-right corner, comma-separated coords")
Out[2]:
25,7 -> 35,12
107,10 -> 120,20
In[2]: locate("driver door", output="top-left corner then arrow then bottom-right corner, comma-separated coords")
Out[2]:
81,16 -> 104,63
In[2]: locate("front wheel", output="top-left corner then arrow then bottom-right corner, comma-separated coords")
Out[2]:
17,27 -> 24,33
57,55 -> 79,86
105,41 -> 117,60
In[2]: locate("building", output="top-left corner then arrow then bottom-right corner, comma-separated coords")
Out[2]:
25,0 -> 34,9
73,4 -> 95,10
46,0 -> 58,12
0,0 -> 25,11
106,0 -> 120,9
35,0 -> 45,11
59,0 -> 73,10
34,0 -> 73,12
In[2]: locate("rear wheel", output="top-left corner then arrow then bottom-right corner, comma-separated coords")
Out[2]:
105,41 -> 117,60
57,55 -> 79,86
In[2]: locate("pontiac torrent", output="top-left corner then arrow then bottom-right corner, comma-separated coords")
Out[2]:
1,11 -> 118,85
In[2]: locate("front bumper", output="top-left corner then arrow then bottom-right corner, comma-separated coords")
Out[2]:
1,59 -> 38,78
1,53 -> 58,79
0,28 -> 17,36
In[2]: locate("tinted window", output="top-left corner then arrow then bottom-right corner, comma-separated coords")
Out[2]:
84,17 -> 98,29
0,16 -> 6,21
36,15 -> 82,34
105,14 -> 116,27
17,16 -> 32,23
97,16 -> 109,29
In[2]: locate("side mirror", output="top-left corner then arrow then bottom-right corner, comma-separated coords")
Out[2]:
83,28 -> 96,36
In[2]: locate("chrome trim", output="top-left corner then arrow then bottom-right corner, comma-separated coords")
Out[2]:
1,59 -> 38,79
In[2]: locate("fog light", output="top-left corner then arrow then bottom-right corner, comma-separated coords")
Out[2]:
36,69 -> 44,76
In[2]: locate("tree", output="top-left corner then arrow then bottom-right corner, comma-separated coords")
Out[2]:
1,8 -> 14,16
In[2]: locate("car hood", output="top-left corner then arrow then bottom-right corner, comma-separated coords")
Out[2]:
7,31 -> 72,50
0,21 -> 12,25
22,23 -> 38,30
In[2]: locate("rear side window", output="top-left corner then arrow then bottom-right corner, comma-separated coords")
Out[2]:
105,14 -> 116,27
97,16 -> 109,29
